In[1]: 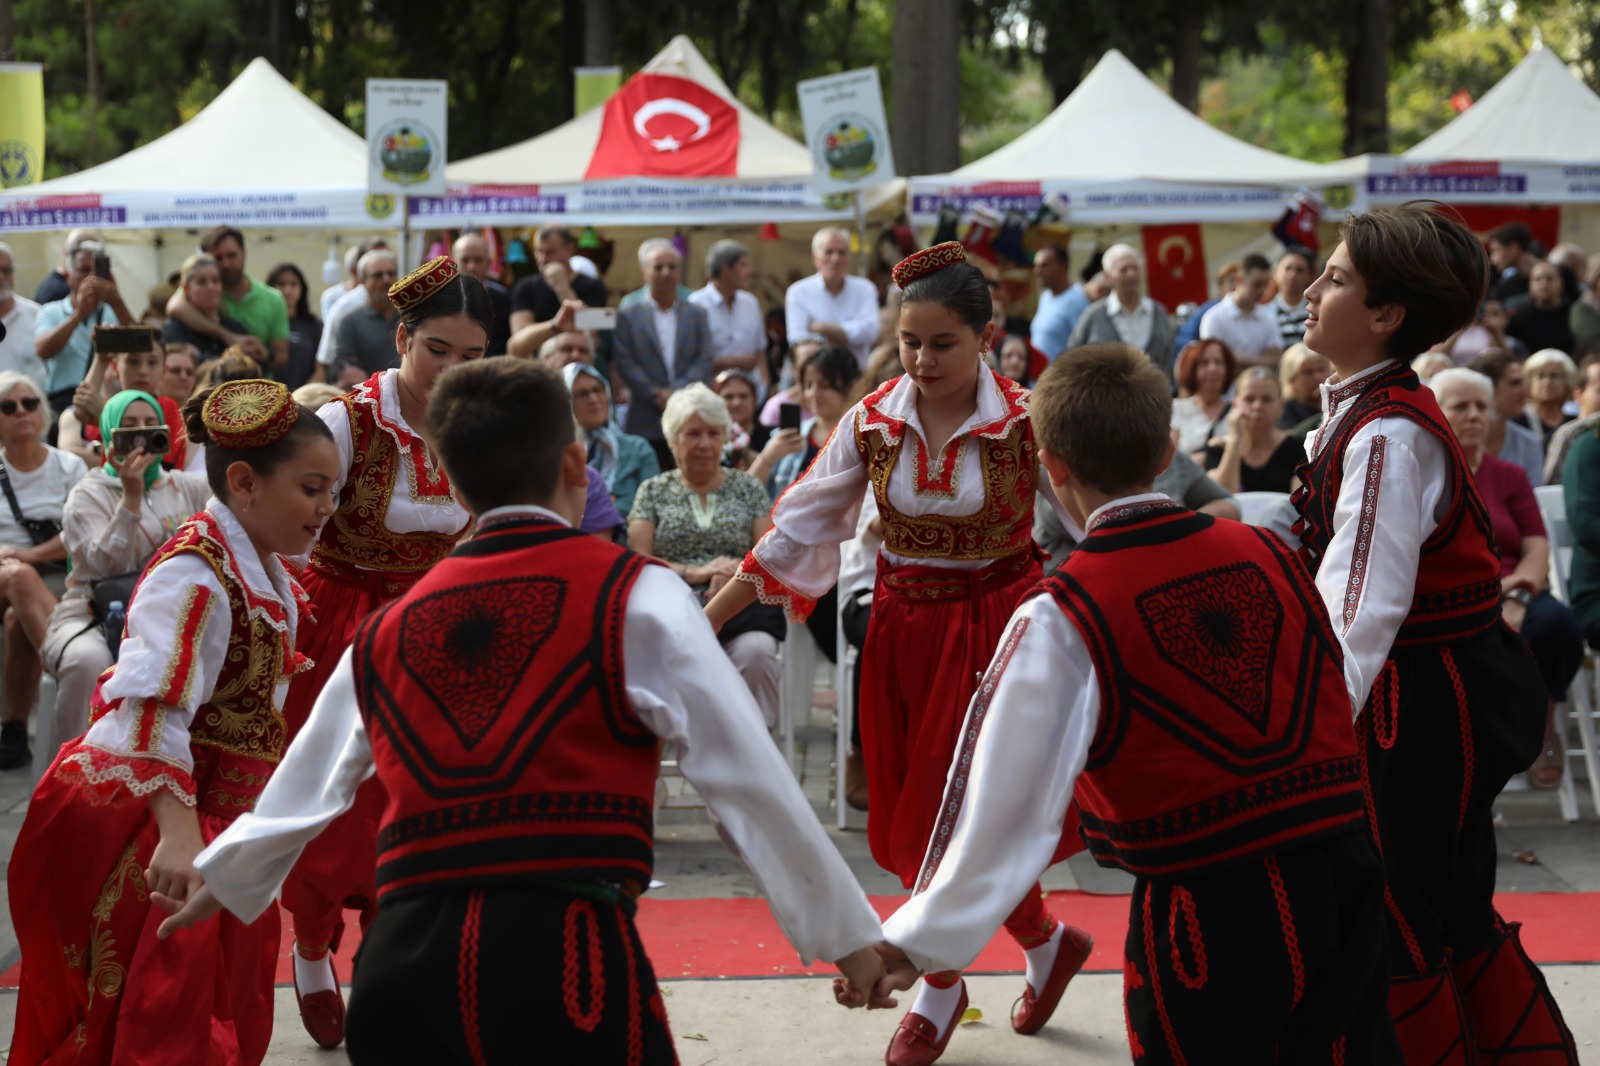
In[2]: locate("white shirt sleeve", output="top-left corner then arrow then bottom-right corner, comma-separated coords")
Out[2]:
840,278 -> 881,352
1312,416 -> 1450,711
785,280 -> 817,348
881,596 -> 1099,974
317,396 -> 356,497
625,565 -> 882,964
195,647 -> 375,924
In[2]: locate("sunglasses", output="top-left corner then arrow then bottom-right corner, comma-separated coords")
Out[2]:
0,397 -> 41,416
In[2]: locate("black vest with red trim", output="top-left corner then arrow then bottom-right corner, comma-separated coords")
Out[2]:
1038,500 -> 1364,877
350,513 -> 661,902
1291,361 -> 1503,649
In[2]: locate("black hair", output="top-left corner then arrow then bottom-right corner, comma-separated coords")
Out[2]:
266,262 -> 313,320
400,271 -> 494,340
200,225 -> 245,254
1241,253 -> 1272,274
426,359 -> 575,513
900,261 -> 991,333
1278,246 -> 1316,272
1489,221 -> 1533,252
802,345 -> 863,395
1040,243 -> 1070,270
182,385 -> 335,501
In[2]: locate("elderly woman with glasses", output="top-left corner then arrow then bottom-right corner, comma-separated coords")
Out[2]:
0,371 -> 90,769
564,363 -> 659,518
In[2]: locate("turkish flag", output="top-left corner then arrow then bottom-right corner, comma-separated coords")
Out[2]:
1142,224 -> 1208,312
585,73 -> 739,180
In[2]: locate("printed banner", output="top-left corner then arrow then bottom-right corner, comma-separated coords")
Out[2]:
0,63 -> 46,188
585,73 -> 738,180
0,187 -> 403,233
1349,158 -> 1600,208
797,68 -> 896,195
1142,223 -> 1208,311
408,178 -> 855,226
910,178 -> 1308,226
366,79 -> 449,197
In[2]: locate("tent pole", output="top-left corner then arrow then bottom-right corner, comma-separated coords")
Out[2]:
854,189 -> 867,277
399,198 -> 411,274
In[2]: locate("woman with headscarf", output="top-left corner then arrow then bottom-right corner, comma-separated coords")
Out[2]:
563,362 -> 658,518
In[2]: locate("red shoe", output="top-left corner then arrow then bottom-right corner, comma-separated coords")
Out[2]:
1011,924 -> 1093,1035
293,952 -> 347,1049
885,982 -> 968,1066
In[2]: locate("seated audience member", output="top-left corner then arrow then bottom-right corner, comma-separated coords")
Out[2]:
1471,349 -> 1546,484
1507,261 -> 1576,357
140,283 -> 173,331
786,227 -> 880,367
41,390 -> 210,748
1451,297 -> 1527,365
1197,253 -> 1281,367
66,331 -> 186,471
1544,353 -> 1600,484
1570,254 -> 1600,353
182,349 -> 267,476
0,371 -> 90,769
581,464 -> 625,540
565,363 -> 659,518
291,383 -> 344,411
1435,368 -> 1584,790
537,329 -> 596,370
1411,351 -> 1455,384
32,229 -> 98,306
628,384 -> 782,727
998,333 -> 1033,386
1067,244 -> 1176,373
987,285 -> 1046,381
1524,348 -> 1578,449
1170,259 -> 1241,359
162,254 -> 247,363
615,240 -> 713,469
159,342 -> 198,405
1204,367 -> 1303,494
329,250 -> 401,374
1171,338 -> 1236,459
759,341 -> 820,429
1278,342 -> 1331,429
0,242 -> 44,391
507,226 -> 607,359
329,357 -> 368,391
267,262 -> 323,390
716,369 -> 802,482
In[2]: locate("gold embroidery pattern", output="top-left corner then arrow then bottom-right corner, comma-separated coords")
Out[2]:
64,943 -> 84,970
153,585 -> 216,744
84,839 -> 146,1008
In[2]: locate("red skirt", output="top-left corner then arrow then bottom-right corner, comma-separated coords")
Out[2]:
860,552 -> 1082,887
279,563 -> 421,941
8,749 -> 280,1066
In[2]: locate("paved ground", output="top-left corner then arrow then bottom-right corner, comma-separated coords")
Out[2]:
1,704 -> 1597,1062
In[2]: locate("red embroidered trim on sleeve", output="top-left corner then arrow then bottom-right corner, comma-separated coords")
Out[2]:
1341,435 -> 1385,635
735,553 -> 817,624
55,741 -> 198,807
157,585 -> 216,712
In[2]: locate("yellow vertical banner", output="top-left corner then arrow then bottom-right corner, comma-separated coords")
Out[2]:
0,63 -> 46,187
574,67 -> 622,117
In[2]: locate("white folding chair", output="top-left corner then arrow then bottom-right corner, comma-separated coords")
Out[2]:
777,619 -> 818,775
835,604 -> 858,830
1232,490 -> 1293,527
1533,484 -> 1600,819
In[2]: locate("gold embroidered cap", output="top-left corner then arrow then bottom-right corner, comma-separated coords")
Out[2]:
389,255 -> 459,314
202,379 -> 299,450
892,241 -> 969,289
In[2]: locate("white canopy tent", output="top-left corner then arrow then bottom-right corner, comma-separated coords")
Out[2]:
909,49 -> 1344,227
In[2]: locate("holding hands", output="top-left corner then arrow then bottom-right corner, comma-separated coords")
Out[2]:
831,941 -> 918,1010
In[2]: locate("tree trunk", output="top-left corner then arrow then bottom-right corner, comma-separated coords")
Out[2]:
1170,3 -> 1205,113
891,0 -> 960,175
0,0 -> 13,63
84,0 -> 100,163
584,0 -> 615,67
1346,0 -> 1389,154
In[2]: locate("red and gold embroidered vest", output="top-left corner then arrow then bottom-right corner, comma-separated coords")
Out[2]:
1039,501 -> 1364,877
351,515 -> 661,902
1292,363 -> 1503,648
311,373 -> 462,576
851,375 -> 1036,562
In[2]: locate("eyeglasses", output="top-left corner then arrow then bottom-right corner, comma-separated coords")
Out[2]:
0,265 -> 13,275
0,397 -> 41,416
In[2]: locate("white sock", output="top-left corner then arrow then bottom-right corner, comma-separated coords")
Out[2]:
294,948 -> 338,996
909,978 -> 965,1041
1023,921 -> 1065,993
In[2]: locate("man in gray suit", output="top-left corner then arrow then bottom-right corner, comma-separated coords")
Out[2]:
615,239 -> 714,469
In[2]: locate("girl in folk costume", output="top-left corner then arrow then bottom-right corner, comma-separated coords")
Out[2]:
1293,204 -> 1577,1063
706,242 -> 1092,1066
278,254 -> 488,1049
7,380 -> 339,1065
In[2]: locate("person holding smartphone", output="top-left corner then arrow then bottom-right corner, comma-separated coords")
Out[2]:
33,243 -> 133,432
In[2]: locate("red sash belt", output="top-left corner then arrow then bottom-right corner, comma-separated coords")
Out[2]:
875,548 -> 1039,605
192,746 -> 277,821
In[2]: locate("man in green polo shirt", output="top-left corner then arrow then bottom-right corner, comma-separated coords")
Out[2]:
164,225 -> 289,375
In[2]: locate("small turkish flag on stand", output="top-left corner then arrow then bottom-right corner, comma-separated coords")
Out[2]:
1142,224 -> 1208,312
585,73 -> 739,180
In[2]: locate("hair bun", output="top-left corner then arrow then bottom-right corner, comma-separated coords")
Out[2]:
892,241 -> 969,290
390,255 -> 459,314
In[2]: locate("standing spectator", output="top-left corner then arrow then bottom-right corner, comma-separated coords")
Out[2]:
785,226 -> 879,367
1204,367 -> 1303,494
537,330 -> 596,370
1543,354 -> 1600,483
314,238 -> 391,374
0,371 -> 89,769
1067,243 -> 1176,373
451,233 -> 511,356
1272,247 -> 1314,347
165,226 -> 289,374
1171,339 -> 1236,458
322,244 -> 364,319
267,263 -> 322,390
1561,420 -> 1600,647
1029,243 -> 1087,361
1278,342 -> 1331,430
1170,259 -> 1242,358
690,239 -> 767,380
1570,254 -> 1600,353
1451,296 -> 1528,365
329,250 -> 401,374
1471,350 -> 1545,484
31,229 -> 98,306
162,255 -> 248,364
507,226 -> 608,359
0,242 -> 45,391
1507,261 -> 1576,356
34,242 -> 133,423
1524,348 -> 1578,448
1198,253 -> 1281,367
614,240 -> 713,469
1487,221 -> 1538,303
563,363 -> 659,518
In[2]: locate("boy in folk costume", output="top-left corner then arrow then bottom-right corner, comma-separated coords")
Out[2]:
156,359 -> 887,1064
854,344 -> 1401,1063
1293,204 -> 1576,1062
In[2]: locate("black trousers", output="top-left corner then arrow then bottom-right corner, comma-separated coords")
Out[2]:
347,886 -> 677,1066
1124,831 -> 1401,1066
840,590 -> 871,749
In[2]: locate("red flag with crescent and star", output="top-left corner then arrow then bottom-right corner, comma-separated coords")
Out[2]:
585,73 -> 740,179
1141,223 -> 1208,312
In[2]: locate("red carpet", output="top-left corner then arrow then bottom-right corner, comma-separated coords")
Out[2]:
2,891 -> 1598,988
